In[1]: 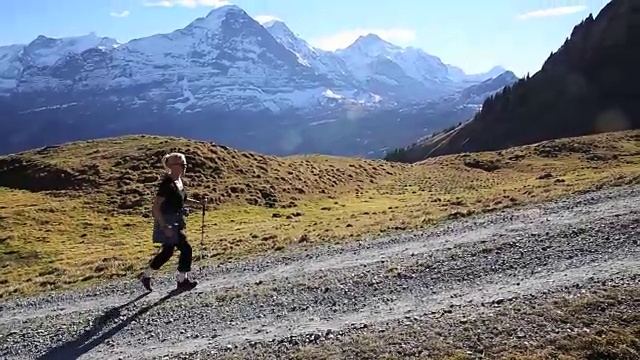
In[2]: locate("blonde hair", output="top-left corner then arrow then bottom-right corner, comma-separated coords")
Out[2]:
162,152 -> 187,173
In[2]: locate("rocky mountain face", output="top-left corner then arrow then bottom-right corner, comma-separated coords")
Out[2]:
0,32 -> 119,92
262,20 -> 354,90
386,0 -> 640,162
281,72 -> 518,159
0,4 -> 512,157
334,34 -> 464,102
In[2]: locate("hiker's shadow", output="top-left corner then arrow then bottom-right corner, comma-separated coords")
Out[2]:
35,289 -> 185,360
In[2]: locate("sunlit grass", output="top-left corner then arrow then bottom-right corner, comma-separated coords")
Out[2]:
1,130 -> 638,299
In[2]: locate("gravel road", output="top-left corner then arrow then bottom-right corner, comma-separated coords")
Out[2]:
0,185 -> 638,360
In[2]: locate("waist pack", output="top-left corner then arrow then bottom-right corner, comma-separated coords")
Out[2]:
152,211 -> 187,245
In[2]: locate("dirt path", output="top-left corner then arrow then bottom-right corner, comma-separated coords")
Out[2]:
0,185 -> 638,360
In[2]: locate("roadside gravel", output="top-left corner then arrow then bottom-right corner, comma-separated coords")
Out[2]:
0,185 -> 638,360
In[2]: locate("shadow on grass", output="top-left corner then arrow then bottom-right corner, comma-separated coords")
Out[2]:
35,289 -> 186,360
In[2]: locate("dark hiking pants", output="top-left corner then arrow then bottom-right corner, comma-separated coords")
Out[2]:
149,230 -> 192,272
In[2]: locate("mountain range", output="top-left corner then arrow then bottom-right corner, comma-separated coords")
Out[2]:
385,0 -> 639,163
0,4 -> 516,157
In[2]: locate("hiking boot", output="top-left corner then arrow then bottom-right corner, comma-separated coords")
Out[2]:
140,274 -> 152,292
176,278 -> 198,291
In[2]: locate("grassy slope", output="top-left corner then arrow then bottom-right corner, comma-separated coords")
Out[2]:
1,130 -> 639,299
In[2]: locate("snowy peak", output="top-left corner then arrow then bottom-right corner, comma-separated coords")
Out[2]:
334,32 -> 453,93
335,34 -> 397,74
263,19 -> 304,48
448,65 -> 510,83
206,4 -> 243,16
478,65 -> 508,79
393,46 -> 449,81
28,32 -> 119,51
263,21 -> 314,67
458,70 -> 518,100
464,66 -> 507,82
492,70 -> 517,82
445,64 -> 468,81
190,4 -> 245,30
263,19 -> 289,33
354,34 -> 396,48
261,17 -> 353,83
262,19 -> 313,53
23,33 -> 119,66
342,34 -> 401,58
123,3 -> 293,67
0,32 -> 119,92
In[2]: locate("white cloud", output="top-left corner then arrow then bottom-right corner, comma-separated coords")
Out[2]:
311,28 -> 416,51
253,15 -> 282,25
109,10 -> 131,18
143,0 -> 230,8
516,5 -> 588,20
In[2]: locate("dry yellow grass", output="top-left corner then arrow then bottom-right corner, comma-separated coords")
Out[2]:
1,130 -> 639,299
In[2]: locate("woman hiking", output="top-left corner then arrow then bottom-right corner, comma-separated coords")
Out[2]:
140,152 -> 204,292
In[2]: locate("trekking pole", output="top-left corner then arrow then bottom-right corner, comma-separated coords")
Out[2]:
199,196 -> 207,261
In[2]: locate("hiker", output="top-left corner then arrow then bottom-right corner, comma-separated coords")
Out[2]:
140,152 -> 204,292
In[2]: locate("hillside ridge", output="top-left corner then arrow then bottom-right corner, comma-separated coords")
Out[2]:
0,135 -> 405,214
385,0 -> 640,163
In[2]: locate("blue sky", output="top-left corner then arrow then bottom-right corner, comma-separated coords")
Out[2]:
1,0 -> 612,76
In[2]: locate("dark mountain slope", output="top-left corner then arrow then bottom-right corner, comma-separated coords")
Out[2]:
386,0 -> 640,162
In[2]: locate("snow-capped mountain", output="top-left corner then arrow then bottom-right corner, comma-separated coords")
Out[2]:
445,65 -> 508,83
13,6 -> 351,113
0,4 -> 514,157
337,34 -> 450,83
23,32 -> 119,67
0,32 -> 119,93
0,45 -> 24,92
261,20 -> 384,107
0,4 -> 506,111
264,23 -> 504,96
455,70 -> 518,104
434,70 -> 519,111
333,34 -> 502,101
262,20 -> 349,81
